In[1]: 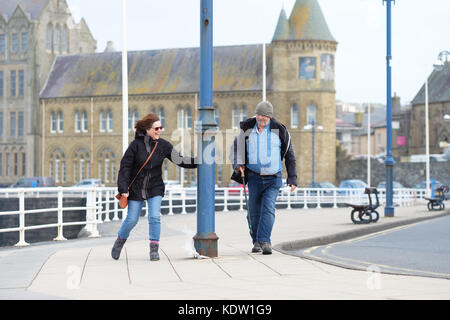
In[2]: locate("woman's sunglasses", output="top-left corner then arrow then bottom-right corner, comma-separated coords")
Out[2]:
152,126 -> 163,131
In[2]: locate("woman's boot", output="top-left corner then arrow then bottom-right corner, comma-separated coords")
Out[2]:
150,242 -> 160,261
111,236 -> 127,260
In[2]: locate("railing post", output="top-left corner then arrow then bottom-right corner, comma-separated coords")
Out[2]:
317,189 -> 322,208
181,189 -> 187,214
333,189 -> 338,208
113,195 -> 120,220
286,188 -> 292,210
87,189 -> 100,238
15,189 -> 29,247
223,189 -> 229,212
104,190 -> 111,222
53,187 -> 67,241
168,190 -> 174,215
303,189 -> 308,209
239,189 -> 244,211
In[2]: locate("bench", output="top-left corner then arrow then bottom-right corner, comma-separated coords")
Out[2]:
344,187 -> 380,224
424,185 -> 448,211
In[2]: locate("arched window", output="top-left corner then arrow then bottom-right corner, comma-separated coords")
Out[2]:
214,104 -> 219,127
46,24 -> 52,51
186,106 -> 192,129
53,25 -> 60,53
61,25 -> 68,53
128,108 -> 139,130
232,106 -> 239,129
50,111 -> 57,132
73,148 -> 90,182
159,107 -> 165,127
82,110 -> 88,132
98,148 -> 116,183
291,104 -> 298,128
177,106 -> 184,129
100,111 -> 106,132
50,148 -> 66,183
241,105 -> 247,121
57,111 -> 63,132
307,104 -> 317,125
107,110 -> 113,132
75,111 -> 81,132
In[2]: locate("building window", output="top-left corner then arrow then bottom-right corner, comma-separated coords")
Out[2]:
128,108 -> 139,130
75,153 -> 86,181
232,106 -> 239,129
82,110 -> 88,132
18,111 -> 23,136
14,153 -> 18,176
75,111 -> 81,132
0,71 -> 3,97
51,111 -> 57,132
22,152 -> 26,176
177,107 -> 184,129
107,110 -> 113,132
21,32 -> 28,53
307,104 -> 317,125
10,70 -> 16,96
18,70 -> 24,96
0,153 -> 2,176
46,24 -> 52,51
100,111 -> 106,132
53,25 -> 60,53
98,148 -> 115,183
0,112 -> 3,136
0,34 -> 5,53
10,112 -> 16,136
61,26 -> 68,53
291,104 -> 298,128
6,153 -> 10,176
214,105 -> 219,127
50,149 -> 66,183
11,33 -> 18,53
57,111 -> 63,132
159,107 -> 165,127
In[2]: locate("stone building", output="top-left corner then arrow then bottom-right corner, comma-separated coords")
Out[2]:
409,62 -> 450,155
0,0 -> 96,185
39,0 -> 338,187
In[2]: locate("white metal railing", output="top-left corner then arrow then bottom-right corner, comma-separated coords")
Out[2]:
0,186 -> 428,247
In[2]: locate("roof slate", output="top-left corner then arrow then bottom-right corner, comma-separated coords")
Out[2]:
40,44 -> 273,99
0,0 -> 49,21
411,64 -> 450,105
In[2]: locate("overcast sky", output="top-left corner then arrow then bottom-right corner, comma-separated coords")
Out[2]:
67,0 -> 449,105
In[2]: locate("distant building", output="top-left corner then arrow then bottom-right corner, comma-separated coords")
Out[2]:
39,0 -> 338,187
0,0 -> 96,185
409,62 -> 450,155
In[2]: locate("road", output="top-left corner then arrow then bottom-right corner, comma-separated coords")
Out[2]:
297,215 -> 450,279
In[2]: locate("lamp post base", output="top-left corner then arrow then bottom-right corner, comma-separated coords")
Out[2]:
194,232 -> 219,258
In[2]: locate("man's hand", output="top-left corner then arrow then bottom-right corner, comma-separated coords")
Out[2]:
288,184 -> 296,192
121,192 -> 129,198
237,165 -> 245,177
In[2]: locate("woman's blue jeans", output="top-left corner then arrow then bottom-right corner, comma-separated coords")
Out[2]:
118,196 -> 162,241
247,171 -> 282,244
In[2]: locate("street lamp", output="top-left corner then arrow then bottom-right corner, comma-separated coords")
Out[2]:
304,120 -> 323,185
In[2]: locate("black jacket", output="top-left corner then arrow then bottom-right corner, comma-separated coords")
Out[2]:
230,117 -> 297,186
117,132 -> 197,201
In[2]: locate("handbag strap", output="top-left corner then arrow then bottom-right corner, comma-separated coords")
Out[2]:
128,142 -> 158,190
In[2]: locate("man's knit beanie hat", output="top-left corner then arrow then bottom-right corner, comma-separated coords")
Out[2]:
255,101 -> 274,118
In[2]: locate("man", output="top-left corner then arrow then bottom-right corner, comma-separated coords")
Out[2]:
231,100 -> 297,254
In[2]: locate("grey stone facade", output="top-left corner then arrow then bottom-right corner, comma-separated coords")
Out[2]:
0,0 -> 96,185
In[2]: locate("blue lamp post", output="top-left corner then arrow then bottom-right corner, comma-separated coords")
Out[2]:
193,0 -> 219,257
383,0 -> 395,217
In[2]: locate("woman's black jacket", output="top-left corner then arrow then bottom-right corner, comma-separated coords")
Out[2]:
117,132 -> 197,201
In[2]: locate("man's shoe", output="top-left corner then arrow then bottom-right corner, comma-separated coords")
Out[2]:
260,242 -> 272,255
111,236 -> 127,260
150,242 -> 160,261
252,242 -> 262,253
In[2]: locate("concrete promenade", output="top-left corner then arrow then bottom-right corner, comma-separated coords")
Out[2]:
0,205 -> 449,300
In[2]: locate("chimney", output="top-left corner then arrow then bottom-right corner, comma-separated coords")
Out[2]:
104,41 -> 115,52
392,93 -> 401,115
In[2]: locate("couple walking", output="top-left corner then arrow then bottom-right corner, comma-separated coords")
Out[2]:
111,100 -> 297,261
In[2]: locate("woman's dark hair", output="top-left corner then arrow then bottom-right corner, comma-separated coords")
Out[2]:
135,113 -> 160,133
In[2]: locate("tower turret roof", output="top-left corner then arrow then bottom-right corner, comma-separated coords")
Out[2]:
288,0 -> 335,42
272,8 -> 290,41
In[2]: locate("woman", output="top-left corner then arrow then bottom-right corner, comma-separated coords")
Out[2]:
112,113 -> 196,261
